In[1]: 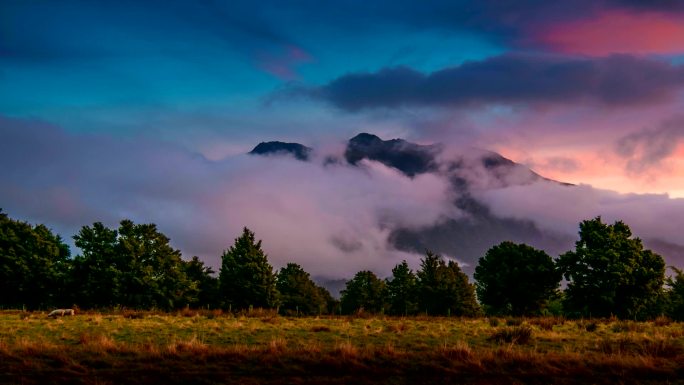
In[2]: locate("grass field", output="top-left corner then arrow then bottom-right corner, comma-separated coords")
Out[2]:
1,310 -> 683,384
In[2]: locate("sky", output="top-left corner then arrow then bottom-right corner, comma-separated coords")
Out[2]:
2,0 -> 684,277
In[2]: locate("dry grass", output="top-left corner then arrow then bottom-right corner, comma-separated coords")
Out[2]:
0,311 -> 683,384
489,325 -> 533,345
528,316 -> 565,331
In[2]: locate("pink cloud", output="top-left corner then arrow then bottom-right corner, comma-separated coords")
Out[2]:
537,10 -> 684,55
256,45 -> 313,80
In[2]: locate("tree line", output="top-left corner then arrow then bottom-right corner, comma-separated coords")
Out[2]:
1,209 -> 683,320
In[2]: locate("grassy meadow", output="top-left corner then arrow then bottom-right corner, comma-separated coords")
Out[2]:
1,310 -> 683,384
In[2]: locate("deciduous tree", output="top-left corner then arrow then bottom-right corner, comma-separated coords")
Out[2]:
340,270 -> 386,314
474,241 -> 560,316
0,210 -> 71,309
558,217 -> 665,319
276,263 -> 330,315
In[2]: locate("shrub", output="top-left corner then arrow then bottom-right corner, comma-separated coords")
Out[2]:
653,316 -> 672,327
529,317 -> 564,331
490,325 -> 533,345
585,321 -> 598,332
505,318 -> 523,326
310,326 -> 331,333
122,310 -> 145,319
612,321 -> 645,333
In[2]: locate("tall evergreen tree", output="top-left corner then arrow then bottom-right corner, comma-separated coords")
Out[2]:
276,263 -> 329,315
475,241 -> 560,316
183,256 -> 219,308
0,210 -> 71,309
386,260 -> 418,315
558,217 -> 665,319
218,227 -> 279,310
340,270 -> 386,314
416,251 -> 480,316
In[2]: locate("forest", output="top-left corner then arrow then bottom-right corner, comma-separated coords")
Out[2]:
1,209 -> 683,320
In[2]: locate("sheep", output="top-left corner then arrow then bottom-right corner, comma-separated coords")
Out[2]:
48,308 -> 75,318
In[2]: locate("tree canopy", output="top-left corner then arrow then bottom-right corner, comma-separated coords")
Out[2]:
416,251 -> 480,316
474,241 -> 560,316
0,209 -> 71,309
385,260 -> 418,315
73,220 -> 198,310
340,270 -> 386,314
276,263 -> 331,315
557,217 -> 666,319
219,227 -> 279,310
665,267 -> 684,321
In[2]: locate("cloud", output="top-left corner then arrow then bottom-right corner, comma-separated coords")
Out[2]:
531,157 -> 581,173
536,9 -> 684,55
299,54 -> 684,111
616,116 -> 684,173
0,116 -> 457,278
479,181 -> 684,249
2,115 -> 684,279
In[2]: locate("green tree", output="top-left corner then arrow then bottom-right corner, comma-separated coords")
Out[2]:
557,217 -> 666,319
218,227 -> 279,310
665,267 -> 684,321
183,256 -> 219,308
474,241 -> 560,316
0,210 -> 71,309
386,260 -> 418,315
276,263 -> 330,315
72,222 -> 121,308
73,220 -> 197,310
416,251 -> 480,316
340,270 -> 386,314
116,220 -> 196,310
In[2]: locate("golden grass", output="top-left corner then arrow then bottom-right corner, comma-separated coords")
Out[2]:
0,311 -> 683,384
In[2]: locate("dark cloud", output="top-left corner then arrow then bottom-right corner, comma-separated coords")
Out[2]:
616,116 -> 684,173
303,54 -> 684,111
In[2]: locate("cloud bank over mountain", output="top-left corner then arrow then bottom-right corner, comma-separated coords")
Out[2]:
2,115 -> 683,281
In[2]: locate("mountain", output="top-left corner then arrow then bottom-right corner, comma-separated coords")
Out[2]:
249,141 -> 312,161
344,133 -> 440,177
248,133 -> 682,278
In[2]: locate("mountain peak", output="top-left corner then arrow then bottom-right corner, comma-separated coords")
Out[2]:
249,141 -> 312,161
349,133 -> 383,145
345,133 -> 439,177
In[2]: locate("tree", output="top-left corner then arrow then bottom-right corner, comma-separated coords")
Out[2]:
474,241 -> 560,316
218,227 -> 279,310
557,217 -> 666,319
0,210 -> 71,309
276,263 -> 330,315
183,256 -> 219,308
73,220 -> 197,310
340,270 -> 386,314
665,267 -> 684,321
72,222 -> 121,308
416,251 -> 480,316
386,260 -> 418,315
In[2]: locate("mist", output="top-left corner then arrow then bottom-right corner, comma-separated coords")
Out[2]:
2,115 -> 683,281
